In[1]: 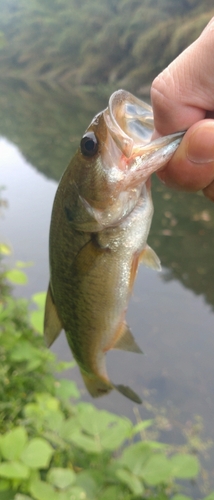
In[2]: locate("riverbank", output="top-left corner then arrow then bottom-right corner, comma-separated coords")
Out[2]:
0,246 -> 213,499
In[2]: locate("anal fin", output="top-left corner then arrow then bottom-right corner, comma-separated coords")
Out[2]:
113,322 -> 143,354
44,283 -> 62,347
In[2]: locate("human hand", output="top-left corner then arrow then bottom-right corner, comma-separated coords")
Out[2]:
151,17 -> 214,201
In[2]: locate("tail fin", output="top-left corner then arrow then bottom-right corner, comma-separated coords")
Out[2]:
114,384 -> 142,404
80,371 -> 142,404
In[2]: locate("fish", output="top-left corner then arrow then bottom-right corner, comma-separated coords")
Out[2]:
44,89 -> 184,404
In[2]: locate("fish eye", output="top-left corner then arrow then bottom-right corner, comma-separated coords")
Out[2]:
80,132 -> 98,157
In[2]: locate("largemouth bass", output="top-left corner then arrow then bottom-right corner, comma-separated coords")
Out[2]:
44,89 -> 184,404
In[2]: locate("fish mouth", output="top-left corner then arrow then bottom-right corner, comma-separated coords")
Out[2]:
104,89 -> 154,158
104,89 -> 185,162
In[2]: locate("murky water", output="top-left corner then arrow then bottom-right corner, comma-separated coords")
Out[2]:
1,80 -> 214,489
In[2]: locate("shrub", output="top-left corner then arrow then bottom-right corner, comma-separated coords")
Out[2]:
0,259 -> 213,499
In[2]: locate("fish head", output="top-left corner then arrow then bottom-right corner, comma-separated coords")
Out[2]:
66,90 -> 185,228
74,89 -> 154,188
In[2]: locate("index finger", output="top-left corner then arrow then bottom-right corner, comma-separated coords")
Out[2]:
151,17 -> 214,136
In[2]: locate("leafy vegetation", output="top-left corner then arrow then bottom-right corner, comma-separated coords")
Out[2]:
0,0 -> 213,89
0,238 -> 214,499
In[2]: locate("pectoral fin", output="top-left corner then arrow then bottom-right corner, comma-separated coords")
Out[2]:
113,322 -> 143,354
129,245 -> 161,293
114,384 -> 142,404
140,244 -> 161,271
73,237 -> 106,276
129,252 -> 141,292
44,284 -> 62,347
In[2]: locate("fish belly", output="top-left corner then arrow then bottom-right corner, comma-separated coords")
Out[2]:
50,185 -> 153,381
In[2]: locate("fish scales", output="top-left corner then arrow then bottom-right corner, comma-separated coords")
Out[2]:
51,193 -> 151,368
44,89 -> 185,403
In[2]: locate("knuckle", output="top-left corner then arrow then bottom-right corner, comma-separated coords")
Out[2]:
151,67 -> 177,118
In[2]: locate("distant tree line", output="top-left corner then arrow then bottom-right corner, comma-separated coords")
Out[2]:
0,0 -> 213,89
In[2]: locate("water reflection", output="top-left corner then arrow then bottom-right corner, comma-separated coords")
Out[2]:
150,179 -> 214,309
0,137 -> 56,298
1,80 -> 214,487
0,79 -> 214,308
0,79 -> 107,179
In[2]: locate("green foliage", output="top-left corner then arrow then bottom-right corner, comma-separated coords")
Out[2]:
0,0 -> 213,89
4,260 -> 33,286
0,243 -> 11,255
5,268 -> 28,285
0,260 -> 213,498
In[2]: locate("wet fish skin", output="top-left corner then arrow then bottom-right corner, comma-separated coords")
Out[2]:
44,89 -> 184,404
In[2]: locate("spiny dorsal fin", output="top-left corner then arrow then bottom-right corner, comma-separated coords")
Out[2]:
113,322 -> 143,354
114,384 -> 142,404
140,244 -> 161,271
44,283 -> 62,347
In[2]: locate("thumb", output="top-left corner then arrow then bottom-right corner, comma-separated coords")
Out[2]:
157,120 -> 214,194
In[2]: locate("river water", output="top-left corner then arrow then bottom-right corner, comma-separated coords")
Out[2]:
1,80 -> 214,490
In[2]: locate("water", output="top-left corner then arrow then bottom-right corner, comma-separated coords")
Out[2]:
1,80 -> 214,489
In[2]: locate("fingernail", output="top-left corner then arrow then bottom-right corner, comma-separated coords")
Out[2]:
187,122 -> 214,164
